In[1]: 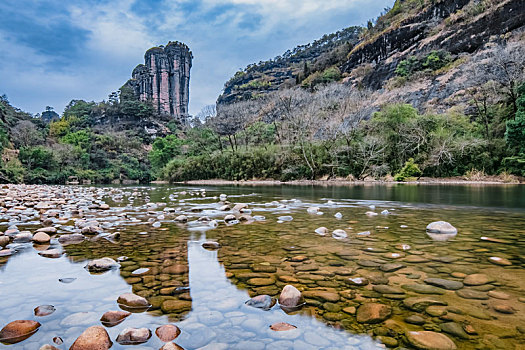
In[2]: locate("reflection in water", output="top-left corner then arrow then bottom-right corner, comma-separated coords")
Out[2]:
0,184 -> 524,349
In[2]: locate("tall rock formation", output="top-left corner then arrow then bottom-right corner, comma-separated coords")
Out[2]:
126,41 -> 192,119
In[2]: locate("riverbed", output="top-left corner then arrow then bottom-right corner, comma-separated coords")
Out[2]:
0,184 -> 524,349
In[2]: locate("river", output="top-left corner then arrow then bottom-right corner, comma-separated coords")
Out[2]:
0,183 -> 524,349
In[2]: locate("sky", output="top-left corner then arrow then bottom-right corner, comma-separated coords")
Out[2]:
0,0 -> 394,117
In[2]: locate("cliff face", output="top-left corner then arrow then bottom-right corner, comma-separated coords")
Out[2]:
343,0 -> 525,89
218,0 -> 525,113
126,42 -> 192,119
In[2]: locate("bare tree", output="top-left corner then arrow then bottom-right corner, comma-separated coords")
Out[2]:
11,120 -> 43,148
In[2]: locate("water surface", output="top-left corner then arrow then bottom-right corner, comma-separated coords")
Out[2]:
0,184 -> 524,349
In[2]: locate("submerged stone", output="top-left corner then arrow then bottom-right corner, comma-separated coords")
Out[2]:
356,303 -> 392,324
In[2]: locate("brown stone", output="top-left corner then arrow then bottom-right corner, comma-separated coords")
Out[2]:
117,293 -> 150,308
0,320 -> 41,344
302,290 -> 340,302
32,231 -> 50,244
155,324 -> 181,342
270,322 -> 297,331
161,300 -> 192,313
34,305 -> 56,317
356,303 -> 392,324
406,331 -> 457,350
116,327 -> 152,345
70,326 -> 112,350
160,343 -> 185,350
100,310 -> 131,326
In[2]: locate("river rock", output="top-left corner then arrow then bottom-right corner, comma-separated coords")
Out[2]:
155,324 -> 181,342
424,278 -> 463,290
440,322 -> 470,339
278,285 -> 302,308
161,300 -> 192,313
233,203 -> 248,212
406,331 -> 457,350
488,257 -> 512,266
202,241 -> 220,249
116,327 -> 152,345
405,315 -> 426,325
487,290 -> 510,300
463,274 -> 494,286
32,232 -> 50,244
315,227 -> 328,235
302,290 -> 339,302
160,343 -> 185,350
58,233 -> 85,244
174,215 -> 188,223
456,289 -> 489,300
117,293 -> 150,308
380,263 -> 405,272
13,231 -> 32,243
332,229 -> 347,239
373,285 -> 405,294
356,303 -> 392,324
0,236 -> 9,247
39,345 -> 59,350
492,303 -> 516,314
224,214 -> 236,222
85,257 -> 119,273
0,320 -> 41,344
403,297 -> 447,312
246,295 -> 276,310
426,221 -> 457,235
347,277 -> 369,286
38,249 -> 62,258
34,305 -> 55,317
69,326 -> 113,350
402,284 -> 446,295
269,322 -> 297,331
100,310 -> 131,326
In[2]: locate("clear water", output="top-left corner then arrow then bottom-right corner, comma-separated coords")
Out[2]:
0,184 -> 524,349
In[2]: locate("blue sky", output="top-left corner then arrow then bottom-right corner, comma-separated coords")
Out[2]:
0,0 -> 393,116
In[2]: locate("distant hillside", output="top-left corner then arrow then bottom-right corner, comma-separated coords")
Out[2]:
218,0 -> 525,113
217,26 -> 362,104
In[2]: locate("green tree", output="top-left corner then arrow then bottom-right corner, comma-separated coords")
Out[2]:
149,135 -> 184,173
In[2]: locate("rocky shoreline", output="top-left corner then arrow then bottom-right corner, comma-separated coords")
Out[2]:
176,176 -> 524,186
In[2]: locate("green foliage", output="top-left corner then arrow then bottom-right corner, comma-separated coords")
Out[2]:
394,158 -> 422,181
239,80 -> 271,90
505,82 -> 525,154
61,130 -> 92,151
150,135 -> 184,174
302,67 -> 342,89
395,51 -> 451,78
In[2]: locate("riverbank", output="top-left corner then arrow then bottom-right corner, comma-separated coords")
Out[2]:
173,175 -> 524,186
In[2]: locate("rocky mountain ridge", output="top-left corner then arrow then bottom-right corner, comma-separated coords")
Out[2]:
218,0 -> 525,115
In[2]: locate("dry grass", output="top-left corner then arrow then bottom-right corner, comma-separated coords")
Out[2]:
463,168 -> 486,181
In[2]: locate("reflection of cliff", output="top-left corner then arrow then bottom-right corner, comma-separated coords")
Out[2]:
62,227 -> 192,321
125,41 -> 192,119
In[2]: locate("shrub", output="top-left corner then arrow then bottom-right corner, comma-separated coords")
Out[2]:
394,158 -> 422,181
